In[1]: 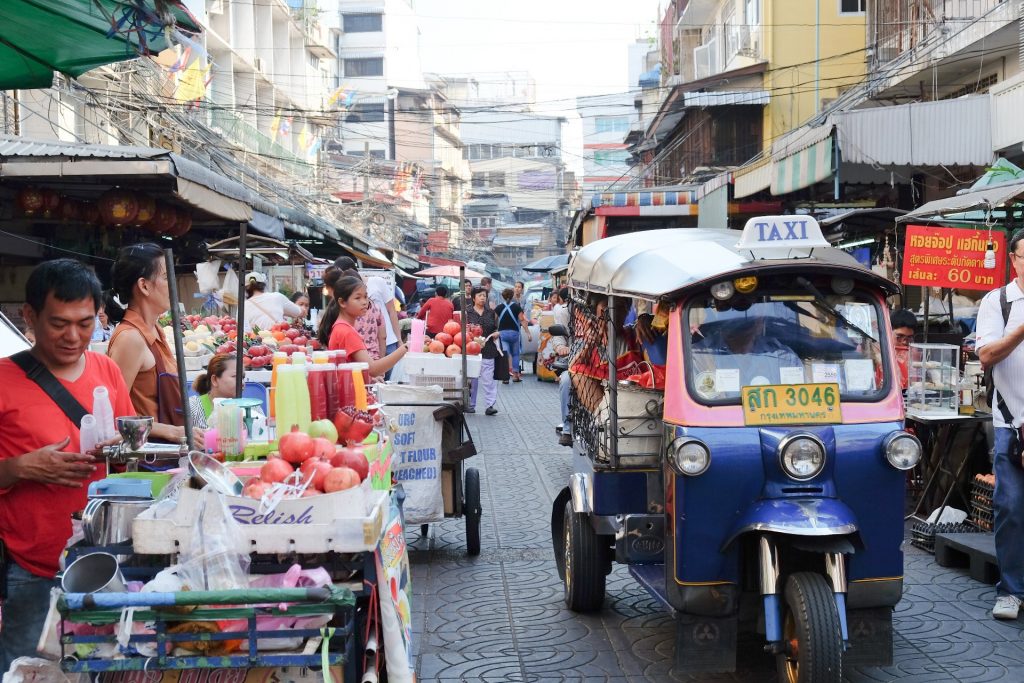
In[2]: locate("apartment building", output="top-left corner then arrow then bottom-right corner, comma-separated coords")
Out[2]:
576,92 -> 638,195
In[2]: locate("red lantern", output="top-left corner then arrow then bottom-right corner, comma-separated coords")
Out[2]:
80,202 -> 101,225
133,194 -> 156,228
16,187 -> 45,216
168,208 -> 193,237
59,199 -> 81,223
40,189 -> 62,219
98,188 -> 139,227
147,202 -> 177,235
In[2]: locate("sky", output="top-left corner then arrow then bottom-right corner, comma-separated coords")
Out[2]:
414,0 -> 662,171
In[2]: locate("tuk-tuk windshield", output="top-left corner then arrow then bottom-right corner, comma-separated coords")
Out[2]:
685,290 -> 889,405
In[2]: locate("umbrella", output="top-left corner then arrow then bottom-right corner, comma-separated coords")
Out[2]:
0,1 -> 201,90
415,265 -> 485,278
523,253 -> 572,273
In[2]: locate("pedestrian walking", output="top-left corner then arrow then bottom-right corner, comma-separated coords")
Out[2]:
976,227 -> 1024,620
0,259 -> 134,670
480,276 -> 501,310
465,287 -> 501,415
496,287 -> 531,383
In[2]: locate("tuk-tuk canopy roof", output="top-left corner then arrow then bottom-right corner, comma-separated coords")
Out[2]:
568,228 -> 899,301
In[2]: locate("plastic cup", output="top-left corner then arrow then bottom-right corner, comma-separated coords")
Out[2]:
409,319 -> 426,353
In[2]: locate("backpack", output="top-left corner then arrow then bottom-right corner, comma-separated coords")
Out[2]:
982,285 -> 1013,424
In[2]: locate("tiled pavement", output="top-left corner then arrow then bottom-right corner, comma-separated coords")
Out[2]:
405,377 -> 1024,682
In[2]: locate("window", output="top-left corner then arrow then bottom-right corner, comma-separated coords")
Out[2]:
490,172 -> 505,189
345,103 -> 385,123
472,172 -> 486,189
595,116 -> 630,134
745,0 -> 760,25
593,150 -> 630,165
839,0 -> 865,13
344,58 -> 383,78
343,13 -> 382,32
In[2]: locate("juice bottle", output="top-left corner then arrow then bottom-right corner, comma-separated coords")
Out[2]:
324,363 -> 339,418
312,351 -> 329,364
270,352 -> 288,419
307,365 -> 327,421
275,365 -> 312,434
352,366 -> 368,411
336,363 -> 356,410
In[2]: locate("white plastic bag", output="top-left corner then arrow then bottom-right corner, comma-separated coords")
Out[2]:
177,489 -> 250,591
3,658 -> 86,683
220,266 -> 240,306
196,260 -> 223,294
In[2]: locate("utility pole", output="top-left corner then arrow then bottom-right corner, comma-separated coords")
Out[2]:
363,141 -> 371,236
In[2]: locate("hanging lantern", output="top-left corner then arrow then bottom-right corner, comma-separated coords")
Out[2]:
59,199 -> 81,223
133,194 -> 157,228
16,187 -> 45,216
79,202 -> 101,225
168,208 -> 193,237
98,188 -> 139,227
40,189 -> 62,219
147,202 -> 178,235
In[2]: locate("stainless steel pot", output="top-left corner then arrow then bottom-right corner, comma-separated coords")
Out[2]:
81,498 -> 153,546
61,552 -> 126,593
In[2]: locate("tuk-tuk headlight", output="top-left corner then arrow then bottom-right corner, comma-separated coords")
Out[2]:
779,434 -> 826,481
884,432 -> 922,470
668,438 -> 711,476
710,281 -> 735,300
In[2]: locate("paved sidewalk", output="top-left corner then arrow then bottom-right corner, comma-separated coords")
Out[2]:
406,377 -> 1024,682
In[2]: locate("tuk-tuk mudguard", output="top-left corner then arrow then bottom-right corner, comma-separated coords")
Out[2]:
666,422 -> 907,613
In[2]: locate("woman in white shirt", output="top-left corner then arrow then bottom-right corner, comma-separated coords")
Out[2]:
242,272 -> 302,331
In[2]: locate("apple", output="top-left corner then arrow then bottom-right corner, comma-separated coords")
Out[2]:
308,419 -> 339,444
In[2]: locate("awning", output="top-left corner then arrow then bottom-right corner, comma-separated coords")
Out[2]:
835,95 -> 991,167
0,1 -> 201,90
696,172 -> 732,200
770,125 -> 834,195
589,187 -> 699,216
683,90 -> 769,107
733,158 -> 772,198
898,180 -> 1024,222
0,136 -> 252,222
344,246 -> 392,269
249,211 -> 285,240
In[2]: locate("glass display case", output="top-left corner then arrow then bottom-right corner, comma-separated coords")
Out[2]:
907,343 -> 960,416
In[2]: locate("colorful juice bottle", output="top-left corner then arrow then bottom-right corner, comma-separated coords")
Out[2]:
336,363 -> 356,410
275,365 -> 312,434
324,363 -> 339,418
352,367 -> 368,411
270,352 -> 288,419
307,365 -> 327,421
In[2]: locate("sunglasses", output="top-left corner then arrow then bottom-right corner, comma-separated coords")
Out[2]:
894,333 -> 914,343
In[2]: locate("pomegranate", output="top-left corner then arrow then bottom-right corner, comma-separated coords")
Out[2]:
445,344 -> 461,358
453,332 -> 464,348
299,457 -> 333,490
279,426 -> 315,464
434,332 -> 454,347
428,339 -> 445,354
331,446 -> 369,482
323,467 -> 361,493
244,479 -> 270,499
443,321 -> 461,337
465,340 -> 482,355
333,407 -> 374,445
311,437 -> 335,459
300,487 -> 320,497
260,456 -> 294,484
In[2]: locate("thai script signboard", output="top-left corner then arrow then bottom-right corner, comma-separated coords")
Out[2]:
901,225 -> 1007,291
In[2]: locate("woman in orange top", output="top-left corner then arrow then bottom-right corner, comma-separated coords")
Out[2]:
105,243 -> 202,443
328,276 -> 408,381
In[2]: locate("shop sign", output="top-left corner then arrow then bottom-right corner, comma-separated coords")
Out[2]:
901,225 -> 1007,291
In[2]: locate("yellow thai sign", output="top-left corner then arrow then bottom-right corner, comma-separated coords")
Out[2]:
741,383 -> 842,426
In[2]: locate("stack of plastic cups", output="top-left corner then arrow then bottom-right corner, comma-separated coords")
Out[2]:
409,319 -> 426,353
79,414 -> 98,454
92,386 -> 116,441
216,403 -> 243,460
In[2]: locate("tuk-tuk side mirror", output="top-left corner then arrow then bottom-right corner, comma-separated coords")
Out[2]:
548,324 -> 569,337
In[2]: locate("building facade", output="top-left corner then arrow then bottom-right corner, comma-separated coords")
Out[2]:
577,92 -> 638,194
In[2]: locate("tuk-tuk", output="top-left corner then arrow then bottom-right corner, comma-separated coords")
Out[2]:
550,217 -> 920,681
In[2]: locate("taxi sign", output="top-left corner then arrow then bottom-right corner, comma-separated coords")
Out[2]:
741,383 -> 842,426
736,215 -> 830,260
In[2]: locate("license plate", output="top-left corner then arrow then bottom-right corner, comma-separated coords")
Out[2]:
741,383 -> 842,426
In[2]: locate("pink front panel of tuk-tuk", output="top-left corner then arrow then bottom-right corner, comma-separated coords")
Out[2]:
661,300 -> 904,427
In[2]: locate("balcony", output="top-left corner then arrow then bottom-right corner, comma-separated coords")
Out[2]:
207,108 -> 312,178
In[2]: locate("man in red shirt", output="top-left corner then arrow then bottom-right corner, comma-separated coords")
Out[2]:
415,285 -> 455,336
0,259 -> 134,669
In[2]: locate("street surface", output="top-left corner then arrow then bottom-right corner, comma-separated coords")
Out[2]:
407,377 -> 1024,682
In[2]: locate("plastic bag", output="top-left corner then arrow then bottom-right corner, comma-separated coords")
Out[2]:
3,658 -> 87,683
178,489 -> 250,592
196,260 -> 223,294
220,266 -> 239,306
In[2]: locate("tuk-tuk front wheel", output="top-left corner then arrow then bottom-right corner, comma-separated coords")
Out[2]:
776,572 -> 843,683
562,500 -> 606,612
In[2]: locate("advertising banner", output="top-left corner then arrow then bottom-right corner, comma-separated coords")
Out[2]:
901,225 -> 1007,291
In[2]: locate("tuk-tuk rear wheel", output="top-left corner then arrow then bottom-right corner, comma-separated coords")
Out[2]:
776,572 -> 843,683
562,500 -> 605,612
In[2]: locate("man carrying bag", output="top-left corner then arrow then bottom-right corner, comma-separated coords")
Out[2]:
976,228 -> 1024,621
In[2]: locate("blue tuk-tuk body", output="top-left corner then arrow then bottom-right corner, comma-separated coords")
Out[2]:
551,218 -> 918,681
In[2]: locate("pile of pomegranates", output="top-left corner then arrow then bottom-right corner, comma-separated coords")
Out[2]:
242,426 -> 370,499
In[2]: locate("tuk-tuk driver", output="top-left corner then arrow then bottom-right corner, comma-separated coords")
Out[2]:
692,306 -> 802,392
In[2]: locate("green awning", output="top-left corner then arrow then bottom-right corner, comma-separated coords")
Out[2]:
0,0 -> 201,90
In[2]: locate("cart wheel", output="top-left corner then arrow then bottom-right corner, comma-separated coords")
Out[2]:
562,499 -> 605,612
776,572 -> 843,683
420,524 -> 429,537
464,467 -> 482,556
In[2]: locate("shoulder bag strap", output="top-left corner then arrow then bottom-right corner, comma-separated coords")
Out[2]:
499,303 -> 515,325
994,285 -> 1016,424
9,351 -> 89,425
